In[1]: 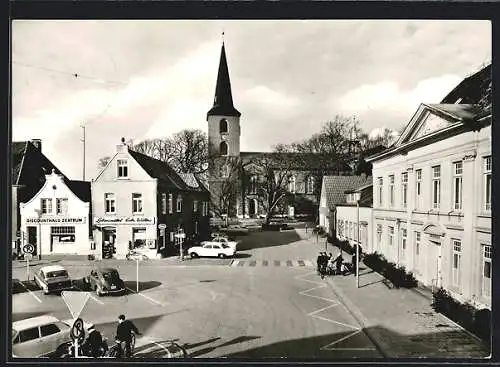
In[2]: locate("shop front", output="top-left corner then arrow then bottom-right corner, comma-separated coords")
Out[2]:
19,170 -> 91,257
93,216 -> 158,259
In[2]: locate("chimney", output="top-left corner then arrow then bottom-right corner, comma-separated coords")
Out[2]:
31,139 -> 42,152
116,137 -> 128,153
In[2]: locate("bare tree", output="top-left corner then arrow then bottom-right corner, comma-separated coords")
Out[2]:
209,157 -> 241,219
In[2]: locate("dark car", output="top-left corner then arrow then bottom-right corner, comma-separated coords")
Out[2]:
84,268 -> 125,296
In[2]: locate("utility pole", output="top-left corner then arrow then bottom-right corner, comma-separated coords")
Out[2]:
80,125 -> 86,181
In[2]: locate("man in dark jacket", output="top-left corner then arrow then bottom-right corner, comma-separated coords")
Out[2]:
83,324 -> 105,357
115,314 -> 141,357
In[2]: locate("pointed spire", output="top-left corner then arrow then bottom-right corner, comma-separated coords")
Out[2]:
207,40 -> 241,120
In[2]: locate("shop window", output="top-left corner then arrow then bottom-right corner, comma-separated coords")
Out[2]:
105,193 -> 116,214
132,193 -> 143,213
117,159 -> 128,178
56,198 -> 68,215
51,226 -> 75,245
41,198 -> 52,214
132,228 -> 146,248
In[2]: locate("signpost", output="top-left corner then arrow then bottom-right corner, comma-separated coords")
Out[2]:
136,257 -> 140,293
70,318 -> 85,358
159,224 -> 166,250
175,230 -> 186,261
23,244 -> 35,280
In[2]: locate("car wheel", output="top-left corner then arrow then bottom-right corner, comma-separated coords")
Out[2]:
190,252 -> 198,258
218,254 -> 226,259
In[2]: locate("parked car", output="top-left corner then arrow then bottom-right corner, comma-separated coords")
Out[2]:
84,267 -> 125,296
12,315 -> 92,358
200,237 -> 239,251
225,225 -> 249,235
188,243 -> 236,259
34,265 -> 73,295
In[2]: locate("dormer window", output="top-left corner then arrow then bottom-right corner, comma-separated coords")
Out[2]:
117,159 -> 128,178
220,141 -> 228,156
220,119 -> 228,133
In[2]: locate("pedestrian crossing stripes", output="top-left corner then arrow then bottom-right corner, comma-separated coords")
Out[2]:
230,259 -> 314,268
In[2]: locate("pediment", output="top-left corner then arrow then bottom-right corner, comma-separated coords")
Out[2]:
396,104 -> 457,147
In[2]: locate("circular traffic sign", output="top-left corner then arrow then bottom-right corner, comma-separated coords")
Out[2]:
70,318 -> 85,341
22,244 -> 35,255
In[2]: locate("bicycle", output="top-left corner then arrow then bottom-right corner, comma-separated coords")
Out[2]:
133,338 -> 188,358
106,332 -> 136,358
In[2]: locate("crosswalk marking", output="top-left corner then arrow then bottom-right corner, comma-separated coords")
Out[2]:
230,259 -> 315,268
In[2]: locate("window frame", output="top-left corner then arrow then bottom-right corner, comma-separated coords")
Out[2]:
389,175 -> 395,207
161,193 -> 167,214
453,161 -> 463,211
482,244 -> 491,297
401,228 -> 407,259
220,141 -> 228,156
307,176 -> 315,194
132,193 -> 143,214
176,195 -> 183,213
193,200 -> 198,212
117,159 -> 129,178
451,239 -> 462,288
56,198 -> 68,215
376,224 -> 382,249
401,172 -> 408,209
41,198 -> 53,215
388,226 -> 394,246
219,118 -> 228,133
484,156 -> 491,211
105,193 -> 116,214
377,177 -> 383,206
288,176 -> 296,194
432,165 -> 441,209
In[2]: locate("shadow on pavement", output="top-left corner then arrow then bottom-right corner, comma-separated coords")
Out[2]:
232,253 -> 252,259
12,279 -> 41,294
182,337 -> 221,350
187,335 -> 261,357
220,326 -> 490,359
93,314 -> 166,342
235,231 -> 302,251
12,311 -> 49,322
123,281 -> 162,293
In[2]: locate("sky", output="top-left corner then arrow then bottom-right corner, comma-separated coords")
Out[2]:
12,20 -> 491,181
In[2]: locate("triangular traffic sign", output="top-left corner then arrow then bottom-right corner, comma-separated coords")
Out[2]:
61,291 -> 90,319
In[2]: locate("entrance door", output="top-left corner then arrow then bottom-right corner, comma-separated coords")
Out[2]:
426,239 -> 442,289
102,228 -> 116,259
27,226 -> 37,256
248,199 -> 256,218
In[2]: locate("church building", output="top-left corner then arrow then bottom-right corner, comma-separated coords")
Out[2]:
206,42 -> 351,221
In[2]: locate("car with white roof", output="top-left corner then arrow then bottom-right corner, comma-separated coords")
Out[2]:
200,237 -> 239,251
34,265 -> 73,295
188,242 -> 236,259
12,315 -> 92,358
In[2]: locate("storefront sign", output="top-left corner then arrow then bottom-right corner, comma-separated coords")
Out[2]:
26,217 -> 86,224
93,217 -> 156,225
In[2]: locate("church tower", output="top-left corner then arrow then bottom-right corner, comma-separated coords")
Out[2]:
207,40 -> 242,219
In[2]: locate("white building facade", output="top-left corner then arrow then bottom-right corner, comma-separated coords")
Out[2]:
367,103 -> 491,309
19,170 -> 91,256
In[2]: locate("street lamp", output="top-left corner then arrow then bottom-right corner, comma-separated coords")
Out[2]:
34,208 -> 42,260
352,191 -> 361,288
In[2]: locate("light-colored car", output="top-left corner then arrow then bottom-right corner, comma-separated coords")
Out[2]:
34,265 -> 73,295
188,243 -> 236,259
201,237 -> 239,251
12,315 -> 92,358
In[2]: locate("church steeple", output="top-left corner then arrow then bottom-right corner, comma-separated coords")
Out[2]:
207,41 -> 241,120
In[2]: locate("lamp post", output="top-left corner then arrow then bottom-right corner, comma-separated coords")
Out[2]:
353,191 -> 361,289
34,208 -> 42,260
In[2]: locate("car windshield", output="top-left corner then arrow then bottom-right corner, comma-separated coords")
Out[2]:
46,270 -> 68,278
102,270 -> 119,280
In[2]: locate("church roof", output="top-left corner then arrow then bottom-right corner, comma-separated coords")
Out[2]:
207,43 -> 241,119
240,152 -> 352,172
440,63 -> 491,105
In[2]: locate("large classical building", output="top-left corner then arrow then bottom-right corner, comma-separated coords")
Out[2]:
366,65 -> 492,309
207,42 -> 351,221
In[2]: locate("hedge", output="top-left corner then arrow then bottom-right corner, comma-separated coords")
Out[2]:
432,287 -> 491,342
363,252 -> 418,288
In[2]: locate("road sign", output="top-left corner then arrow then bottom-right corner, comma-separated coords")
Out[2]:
158,224 -> 166,229
70,318 -> 85,341
23,244 -> 35,255
61,291 -> 90,319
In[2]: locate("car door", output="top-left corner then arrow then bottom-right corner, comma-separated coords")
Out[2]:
212,245 -> 221,256
39,323 -> 63,356
200,244 -> 211,257
12,326 -> 41,357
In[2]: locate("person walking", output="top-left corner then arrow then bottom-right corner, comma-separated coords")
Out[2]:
115,314 -> 141,358
316,252 -> 322,275
335,252 -> 344,275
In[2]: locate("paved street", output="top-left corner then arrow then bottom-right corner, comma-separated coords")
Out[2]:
12,228 -> 489,359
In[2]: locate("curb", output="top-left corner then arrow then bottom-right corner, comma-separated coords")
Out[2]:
324,277 -> 389,358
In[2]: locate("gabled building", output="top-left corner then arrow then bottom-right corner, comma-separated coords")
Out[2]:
11,139 -> 72,257
318,175 -> 372,237
19,170 -> 91,256
91,139 -> 210,259
366,65 -> 492,309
